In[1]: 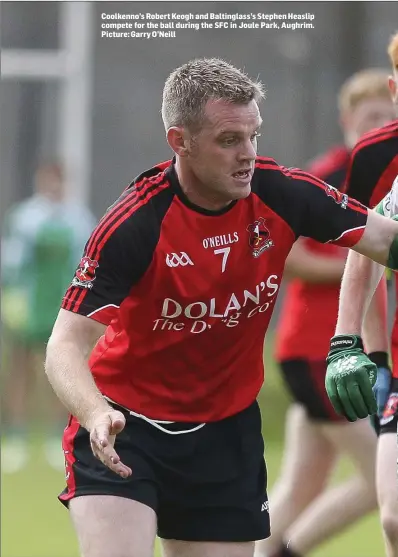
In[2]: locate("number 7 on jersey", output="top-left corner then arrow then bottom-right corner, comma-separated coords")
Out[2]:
214,247 -> 231,273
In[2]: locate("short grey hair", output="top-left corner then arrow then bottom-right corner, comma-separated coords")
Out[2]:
162,58 -> 265,132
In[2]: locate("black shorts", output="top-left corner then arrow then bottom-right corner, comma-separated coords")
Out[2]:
59,400 -> 270,542
279,359 -> 344,422
379,377 -> 398,435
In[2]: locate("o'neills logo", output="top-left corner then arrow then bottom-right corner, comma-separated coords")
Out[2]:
202,232 -> 239,249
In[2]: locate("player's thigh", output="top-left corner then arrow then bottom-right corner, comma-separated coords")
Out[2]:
377,432 -> 398,512
161,539 -> 255,557
279,402 -> 336,484
157,402 -> 269,544
320,418 -> 377,480
70,495 -> 157,557
279,359 -> 344,423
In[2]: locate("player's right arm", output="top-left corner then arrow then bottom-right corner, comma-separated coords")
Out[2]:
45,213 -> 140,478
46,309 -> 132,478
343,138 -> 390,350
342,139 -> 391,412
45,186 -> 163,476
326,177 -> 398,420
46,309 -> 109,428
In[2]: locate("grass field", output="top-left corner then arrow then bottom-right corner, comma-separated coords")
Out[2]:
1,343 -> 385,557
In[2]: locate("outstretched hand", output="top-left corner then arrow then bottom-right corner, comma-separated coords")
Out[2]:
88,409 -> 132,478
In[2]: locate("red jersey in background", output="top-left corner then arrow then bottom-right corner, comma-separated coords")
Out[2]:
344,120 -> 398,376
276,146 -> 351,361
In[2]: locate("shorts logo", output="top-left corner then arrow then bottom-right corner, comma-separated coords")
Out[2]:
325,184 -> 348,209
247,217 -> 274,258
261,501 -> 269,512
380,392 -> 398,426
166,252 -> 194,267
72,256 -> 99,289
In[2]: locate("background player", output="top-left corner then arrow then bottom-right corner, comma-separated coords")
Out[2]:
1,162 -> 96,472
256,68 -> 395,557
327,32 -> 398,557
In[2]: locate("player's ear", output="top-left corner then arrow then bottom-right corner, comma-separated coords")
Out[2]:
388,76 -> 397,103
166,127 -> 190,157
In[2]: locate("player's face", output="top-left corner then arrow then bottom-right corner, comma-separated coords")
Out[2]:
35,166 -> 65,201
186,99 -> 262,206
343,96 -> 395,147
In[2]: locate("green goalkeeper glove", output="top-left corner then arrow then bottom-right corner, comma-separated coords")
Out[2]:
325,335 -> 377,421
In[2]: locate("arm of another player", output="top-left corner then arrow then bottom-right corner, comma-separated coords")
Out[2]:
46,309 -> 132,478
284,238 -> 346,283
325,248 -> 386,420
326,181 -> 398,420
362,276 -> 391,417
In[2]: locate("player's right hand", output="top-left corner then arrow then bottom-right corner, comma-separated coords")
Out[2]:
87,409 -> 132,478
325,335 -> 377,421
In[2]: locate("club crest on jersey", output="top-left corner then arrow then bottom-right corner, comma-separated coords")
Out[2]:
380,392 -> 398,426
247,217 -> 274,258
325,184 -> 348,209
72,256 -> 99,289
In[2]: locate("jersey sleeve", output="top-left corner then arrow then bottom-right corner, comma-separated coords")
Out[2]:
375,175 -> 398,218
61,214 -> 154,325
343,144 -> 374,205
285,168 -> 368,247
344,137 -> 397,209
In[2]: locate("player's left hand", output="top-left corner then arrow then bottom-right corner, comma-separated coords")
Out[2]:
326,335 -> 377,421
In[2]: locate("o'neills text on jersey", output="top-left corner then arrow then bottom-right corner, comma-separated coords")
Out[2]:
202,232 -> 239,249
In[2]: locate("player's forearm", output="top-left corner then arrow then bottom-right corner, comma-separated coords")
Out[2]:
45,338 -> 112,430
335,250 -> 385,335
362,276 -> 389,352
352,210 -> 398,269
285,243 -> 345,283
286,258 -> 344,283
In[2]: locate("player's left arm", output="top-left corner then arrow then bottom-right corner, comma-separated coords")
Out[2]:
292,170 -> 398,270
349,208 -> 398,267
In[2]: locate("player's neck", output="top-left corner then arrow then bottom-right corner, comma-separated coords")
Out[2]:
174,159 -> 233,212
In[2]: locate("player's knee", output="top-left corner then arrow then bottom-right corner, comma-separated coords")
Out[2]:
380,510 -> 398,544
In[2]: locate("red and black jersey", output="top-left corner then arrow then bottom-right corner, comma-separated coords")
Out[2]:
344,120 -> 398,207
275,146 -> 351,361
344,119 -> 398,376
62,157 -> 367,422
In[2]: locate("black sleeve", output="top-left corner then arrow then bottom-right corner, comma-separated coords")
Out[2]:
344,139 -> 396,208
277,168 -> 368,246
344,144 -> 376,206
61,215 -> 154,324
61,176 -> 174,324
